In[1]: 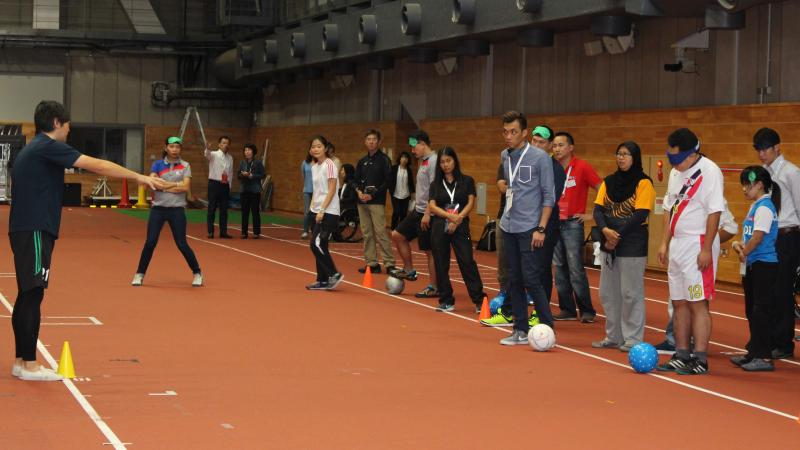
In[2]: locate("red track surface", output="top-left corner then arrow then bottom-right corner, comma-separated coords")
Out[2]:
0,207 -> 798,449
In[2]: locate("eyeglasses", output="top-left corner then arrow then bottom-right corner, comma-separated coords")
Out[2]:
616,152 -> 632,158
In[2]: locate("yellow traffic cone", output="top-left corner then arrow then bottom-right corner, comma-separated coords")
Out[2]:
56,341 -> 76,379
135,184 -> 149,209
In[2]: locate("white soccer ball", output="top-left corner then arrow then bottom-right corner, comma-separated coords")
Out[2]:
528,324 -> 556,352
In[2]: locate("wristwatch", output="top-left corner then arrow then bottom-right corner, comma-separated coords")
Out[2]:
533,226 -> 546,234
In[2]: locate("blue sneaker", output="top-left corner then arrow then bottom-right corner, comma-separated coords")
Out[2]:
489,291 -> 506,314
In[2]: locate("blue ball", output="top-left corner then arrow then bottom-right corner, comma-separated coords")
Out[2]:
628,343 -> 658,373
489,297 -> 504,315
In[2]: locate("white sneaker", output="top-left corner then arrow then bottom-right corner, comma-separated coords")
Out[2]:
12,364 -> 22,378
300,232 -> 309,239
192,273 -> 203,287
131,273 -> 144,286
18,367 -> 63,381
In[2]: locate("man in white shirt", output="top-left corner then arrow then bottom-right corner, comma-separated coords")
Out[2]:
205,136 -> 234,239
754,127 -> 799,359
657,128 -> 724,375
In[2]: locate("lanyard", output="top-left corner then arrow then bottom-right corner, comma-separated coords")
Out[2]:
443,179 -> 457,204
507,143 -> 530,189
562,163 -> 573,196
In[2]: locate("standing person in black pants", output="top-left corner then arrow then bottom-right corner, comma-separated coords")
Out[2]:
132,137 -> 203,288
305,135 -> 344,290
10,100 -> 166,381
238,143 -> 265,239
205,136 -> 233,239
428,147 -> 486,312
390,151 -> 414,230
754,128 -> 800,360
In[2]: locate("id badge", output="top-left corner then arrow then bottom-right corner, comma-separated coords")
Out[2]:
504,189 -> 513,213
445,203 -> 460,232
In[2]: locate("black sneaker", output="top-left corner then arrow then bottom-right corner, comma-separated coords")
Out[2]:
553,311 -> 578,321
306,281 -> 329,290
358,264 -> 381,274
730,354 -> 753,367
435,302 -> 455,312
676,358 -> 708,375
654,340 -> 676,355
415,285 -> 441,298
580,313 -> 596,323
771,348 -> 794,360
327,273 -> 344,290
656,354 -> 691,372
385,265 -> 398,275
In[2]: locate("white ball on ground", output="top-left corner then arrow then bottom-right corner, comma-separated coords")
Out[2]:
385,276 -> 405,295
528,324 -> 556,351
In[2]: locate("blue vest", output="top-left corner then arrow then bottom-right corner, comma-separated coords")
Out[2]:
742,196 -> 778,265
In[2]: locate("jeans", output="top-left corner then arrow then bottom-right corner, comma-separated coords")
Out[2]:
302,192 -> 313,233
553,219 -> 595,316
503,228 -> 554,332
137,207 -> 201,274
207,180 -> 230,235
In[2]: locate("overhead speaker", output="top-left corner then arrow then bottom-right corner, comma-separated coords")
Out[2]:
290,32 -> 306,58
516,0 -> 543,13
457,39 -> 490,56
452,0 -> 476,25
367,54 -> 394,70
237,43 -> 253,69
591,15 -> 632,36
408,47 -> 438,63
402,3 -> 422,36
519,28 -> 553,47
359,14 -> 377,44
263,39 -> 278,64
322,24 -> 339,52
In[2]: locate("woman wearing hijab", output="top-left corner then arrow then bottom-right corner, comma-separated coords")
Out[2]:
591,141 -> 656,352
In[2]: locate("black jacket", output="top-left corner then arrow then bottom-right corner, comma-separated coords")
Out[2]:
389,164 -> 415,197
354,150 -> 392,205
238,159 -> 265,193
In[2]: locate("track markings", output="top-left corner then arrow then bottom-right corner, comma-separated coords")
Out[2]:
190,233 -> 799,423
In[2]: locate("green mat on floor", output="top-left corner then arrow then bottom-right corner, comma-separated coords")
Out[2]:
116,208 -> 302,225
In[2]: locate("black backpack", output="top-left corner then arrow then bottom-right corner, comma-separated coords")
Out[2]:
476,220 -> 497,252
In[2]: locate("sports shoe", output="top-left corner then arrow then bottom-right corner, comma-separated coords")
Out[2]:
730,354 -> 753,367
654,340 -> 676,355
11,364 -> 22,378
131,273 -> 144,286
385,266 -> 398,276
740,358 -> 774,372
619,344 -> 633,352
771,348 -> 794,360
306,281 -> 328,290
391,269 -> 418,281
300,232 -> 309,239
553,311 -> 578,321
358,264 -> 381,274
591,339 -> 621,349
219,234 -> 233,239
18,367 -> 63,381
676,358 -> 708,375
415,285 -> 440,298
480,311 -> 514,327
474,303 -> 482,314
327,273 -> 344,290
528,311 -> 540,327
500,330 -> 528,346
580,313 -> 596,323
435,302 -> 455,312
192,273 -> 203,287
527,293 -> 534,306
657,355 -> 691,372
491,291 -> 506,304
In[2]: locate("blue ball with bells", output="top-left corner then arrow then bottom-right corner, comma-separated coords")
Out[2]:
628,343 -> 658,373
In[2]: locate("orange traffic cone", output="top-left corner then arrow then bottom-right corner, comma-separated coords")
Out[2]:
117,178 -> 131,208
361,267 -> 374,288
479,296 -> 491,320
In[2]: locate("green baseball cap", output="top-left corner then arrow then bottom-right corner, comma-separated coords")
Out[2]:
167,136 -> 183,145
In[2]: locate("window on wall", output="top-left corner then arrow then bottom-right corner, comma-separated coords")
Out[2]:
67,126 -> 143,172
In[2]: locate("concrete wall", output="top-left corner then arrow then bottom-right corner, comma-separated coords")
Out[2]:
258,2 -> 800,127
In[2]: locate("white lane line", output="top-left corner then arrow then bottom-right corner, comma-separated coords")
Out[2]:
0,293 -> 127,450
189,235 -> 800,422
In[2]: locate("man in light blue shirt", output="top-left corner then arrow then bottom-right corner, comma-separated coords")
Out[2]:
497,111 -> 556,346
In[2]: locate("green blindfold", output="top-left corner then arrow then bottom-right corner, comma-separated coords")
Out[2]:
408,137 -> 418,147
531,126 -> 551,140
167,136 -> 183,145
